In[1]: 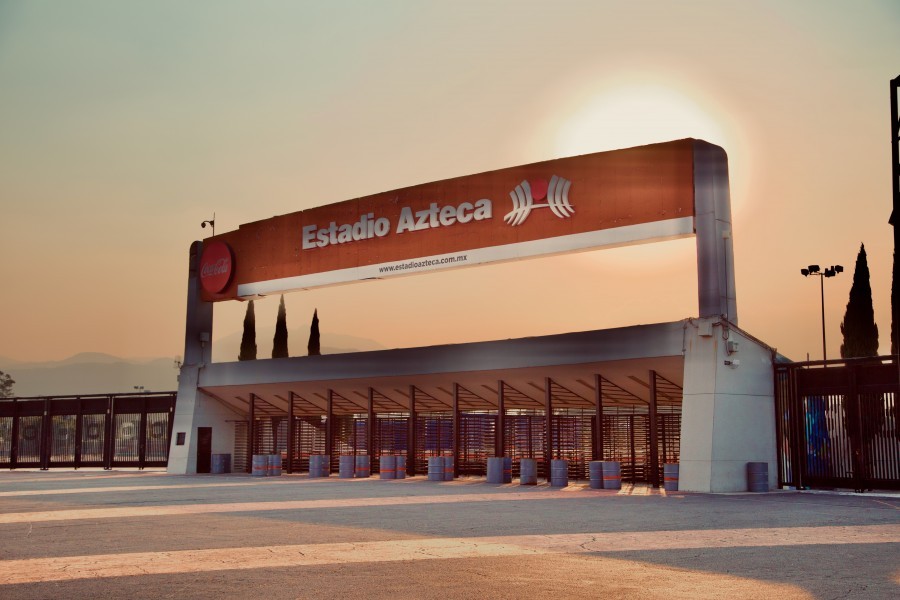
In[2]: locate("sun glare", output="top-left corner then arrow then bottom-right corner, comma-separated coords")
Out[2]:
550,83 -> 742,272
554,84 -> 731,158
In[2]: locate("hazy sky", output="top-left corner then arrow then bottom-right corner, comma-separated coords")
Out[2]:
1,1 -> 898,364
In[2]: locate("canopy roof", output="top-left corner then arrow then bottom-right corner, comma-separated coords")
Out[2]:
199,320 -> 688,417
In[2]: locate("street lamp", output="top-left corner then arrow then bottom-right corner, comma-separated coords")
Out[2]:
800,264 -> 844,361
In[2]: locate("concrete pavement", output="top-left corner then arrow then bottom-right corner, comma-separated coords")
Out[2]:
0,470 -> 897,599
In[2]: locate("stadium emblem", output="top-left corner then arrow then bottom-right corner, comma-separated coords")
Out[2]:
503,175 -> 574,226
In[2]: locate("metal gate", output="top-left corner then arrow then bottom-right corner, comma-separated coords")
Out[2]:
504,409 -> 546,479
458,411 -> 496,476
776,357 -> 900,491
415,411 -> 452,468
0,393 -> 175,469
293,416 -> 326,473
331,414 -> 369,473
552,408 -> 595,480
374,413 -> 408,465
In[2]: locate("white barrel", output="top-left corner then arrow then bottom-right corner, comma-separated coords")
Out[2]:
602,461 -> 621,490
339,455 -> 355,478
268,454 -> 282,477
355,455 -> 371,478
663,463 -> 679,491
427,456 -> 444,481
379,455 -> 396,480
443,455 -> 454,481
486,457 -> 504,484
395,455 -> 407,479
747,462 -> 768,492
589,461 -> 604,489
251,454 -> 268,477
503,456 -> 512,483
519,458 -> 537,485
550,459 -> 569,487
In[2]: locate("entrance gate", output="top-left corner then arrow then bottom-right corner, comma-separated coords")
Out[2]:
235,372 -> 683,483
775,357 -> 900,491
0,392 -> 175,469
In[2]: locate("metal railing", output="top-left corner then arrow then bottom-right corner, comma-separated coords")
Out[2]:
775,356 -> 900,491
0,392 -> 176,470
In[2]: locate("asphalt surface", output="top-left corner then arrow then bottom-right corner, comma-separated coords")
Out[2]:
0,470 -> 897,599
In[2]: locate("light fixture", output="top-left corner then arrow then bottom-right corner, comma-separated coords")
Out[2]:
800,262 -> 844,362
201,212 -> 216,236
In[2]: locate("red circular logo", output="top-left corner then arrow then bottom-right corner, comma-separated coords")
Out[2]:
199,240 -> 234,294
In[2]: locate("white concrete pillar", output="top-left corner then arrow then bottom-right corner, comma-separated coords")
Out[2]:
168,241 -> 239,474
679,318 -> 777,492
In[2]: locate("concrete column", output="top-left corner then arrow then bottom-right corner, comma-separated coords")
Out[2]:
679,318 -> 777,492
694,140 -> 738,325
168,242 -> 237,474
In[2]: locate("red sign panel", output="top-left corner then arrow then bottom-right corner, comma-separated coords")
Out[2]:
200,139 -> 702,301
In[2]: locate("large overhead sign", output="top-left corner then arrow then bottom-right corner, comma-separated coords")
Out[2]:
200,139 -> 705,302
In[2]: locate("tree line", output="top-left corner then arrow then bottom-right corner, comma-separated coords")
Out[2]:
238,295 -> 320,361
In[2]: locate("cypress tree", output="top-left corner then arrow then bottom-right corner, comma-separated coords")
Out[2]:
892,250 -> 898,355
307,309 -> 321,356
840,244 -> 879,358
272,295 -> 289,359
238,300 -> 257,361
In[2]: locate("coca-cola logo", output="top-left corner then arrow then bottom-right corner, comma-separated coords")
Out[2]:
199,240 -> 234,294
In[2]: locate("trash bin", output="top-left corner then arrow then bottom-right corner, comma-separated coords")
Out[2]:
663,463 -> 679,491
427,456 -> 444,481
589,461 -> 603,489
211,454 -> 231,474
601,461 -> 621,490
251,454 -> 268,477
443,456 -> 454,481
355,455 -> 371,478
339,455 -> 355,479
519,458 -> 537,485
486,457 -> 504,483
747,462 -> 768,492
550,459 -> 569,487
380,455 -> 396,480
267,454 -> 282,477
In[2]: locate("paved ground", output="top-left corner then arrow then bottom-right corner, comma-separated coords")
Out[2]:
0,470 -> 897,599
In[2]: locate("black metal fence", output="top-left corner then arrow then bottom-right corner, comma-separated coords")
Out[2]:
776,357 -> 900,491
0,392 -> 176,470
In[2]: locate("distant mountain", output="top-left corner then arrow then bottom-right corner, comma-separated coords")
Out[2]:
2,356 -> 179,398
1,329 -> 386,397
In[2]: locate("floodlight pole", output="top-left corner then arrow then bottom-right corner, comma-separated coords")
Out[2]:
801,265 -> 842,362
819,274 -> 827,362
